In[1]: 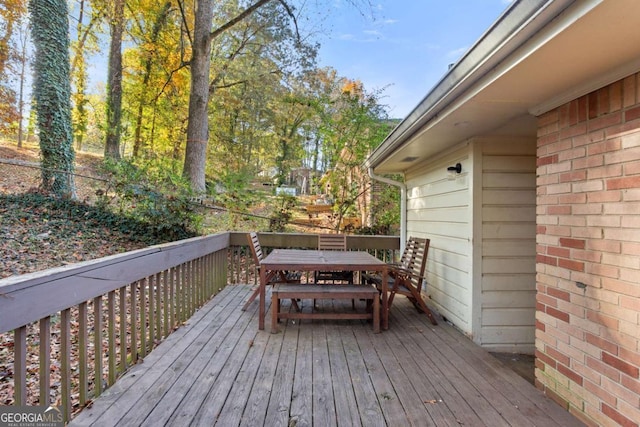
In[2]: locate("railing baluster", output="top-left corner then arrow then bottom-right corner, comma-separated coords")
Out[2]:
169,267 -> 175,331
152,272 -> 162,342
61,308 -> 71,422
94,296 -> 103,397
78,303 -> 88,406
148,274 -> 155,352
130,282 -> 137,364
14,325 -> 26,405
107,291 -> 116,386
163,269 -> 169,338
181,263 -> 188,322
119,286 -> 127,373
39,317 -> 51,405
139,279 -> 147,358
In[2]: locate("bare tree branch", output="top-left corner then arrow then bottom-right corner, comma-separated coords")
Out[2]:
209,0 -> 273,41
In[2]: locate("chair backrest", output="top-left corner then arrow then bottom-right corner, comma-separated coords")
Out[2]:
402,237 -> 430,291
247,232 -> 264,263
318,234 -> 347,251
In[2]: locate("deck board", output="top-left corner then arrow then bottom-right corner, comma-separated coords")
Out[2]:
70,285 -> 584,427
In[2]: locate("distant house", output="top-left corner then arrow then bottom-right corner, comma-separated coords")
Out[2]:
366,0 -> 640,425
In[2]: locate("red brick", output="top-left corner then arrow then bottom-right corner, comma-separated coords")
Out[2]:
620,295 -> 640,310
547,306 -> 570,323
536,319 -> 546,332
588,164 -> 623,179
588,112 -> 622,132
547,205 -> 571,215
559,123 -> 587,140
610,80 -> 623,112
602,403 -> 639,427
619,347 -> 640,370
625,105 -> 640,122
557,363 -> 583,386
588,138 -> 622,155
559,103 -> 571,128
547,287 -> 571,302
546,345 -> 571,366
536,349 -> 557,369
578,95 -> 588,122
623,75 -> 637,107
537,254 -> 557,266
548,246 -> 570,258
607,176 -> 640,190
560,171 -> 587,182
587,356 -> 621,381
573,154 -> 604,169
622,375 -> 640,395
539,132 -> 560,146
599,87 -> 610,115
587,309 -> 619,330
538,292 -> 559,307
588,239 -> 621,254
587,190 -> 622,203
588,92 -> 599,119
538,110 -> 559,127
559,238 -> 586,249
558,258 -> 585,272
602,352 -> 640,378
558,193 -> 586,204
537,154 -> 558,166
586,332 -> 618,355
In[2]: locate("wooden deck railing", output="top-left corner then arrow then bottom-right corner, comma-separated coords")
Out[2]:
0,232 -> 399,422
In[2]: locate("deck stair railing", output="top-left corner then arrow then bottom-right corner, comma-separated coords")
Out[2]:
0,232 -> 399,422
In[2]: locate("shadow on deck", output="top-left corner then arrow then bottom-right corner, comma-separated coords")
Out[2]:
70,285 -> 583,426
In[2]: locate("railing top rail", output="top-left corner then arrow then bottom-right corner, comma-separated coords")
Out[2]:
0,232 -> 231,333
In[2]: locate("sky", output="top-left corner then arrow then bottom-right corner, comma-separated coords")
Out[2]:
314,0 -> 513,118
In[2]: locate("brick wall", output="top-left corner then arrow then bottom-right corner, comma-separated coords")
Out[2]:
536,73 -> 640,427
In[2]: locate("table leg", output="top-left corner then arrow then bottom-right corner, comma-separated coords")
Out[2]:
382,266 -> 388,330
259,267 -> 266,330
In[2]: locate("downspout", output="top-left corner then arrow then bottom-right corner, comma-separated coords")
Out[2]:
368,168 -> 406,252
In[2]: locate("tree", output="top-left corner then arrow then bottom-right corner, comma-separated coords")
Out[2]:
70,0 -> 103,152
182,0 -> 274,193
29,0 -> 76,198
0,0 -> 26,135
104,0 -> 125,159
15,16 -> 30,147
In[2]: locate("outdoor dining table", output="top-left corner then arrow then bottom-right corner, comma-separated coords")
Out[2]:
258,249 -> 389,331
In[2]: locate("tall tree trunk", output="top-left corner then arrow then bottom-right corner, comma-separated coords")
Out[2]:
17,19 -> 28,149
183,0 -> 215,193
29,0 -> 76,198
104,0 -> 124,159
183,0 -> 273,193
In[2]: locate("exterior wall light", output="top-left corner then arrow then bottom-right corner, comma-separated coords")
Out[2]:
447,163 -> 462,174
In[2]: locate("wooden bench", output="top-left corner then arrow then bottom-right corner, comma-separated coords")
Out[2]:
271,284 -> 380,333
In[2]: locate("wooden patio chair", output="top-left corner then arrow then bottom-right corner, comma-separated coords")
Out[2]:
242,232 -> 301,312
315,234 -> 355,308
364,237 -> 438,325
314,234 -> 354,284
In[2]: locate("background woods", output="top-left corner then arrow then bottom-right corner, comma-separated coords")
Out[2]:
0,0 -> 399,233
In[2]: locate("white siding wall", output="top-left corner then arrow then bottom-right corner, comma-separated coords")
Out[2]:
478,137 -> 537,353
405,147 -> 473,335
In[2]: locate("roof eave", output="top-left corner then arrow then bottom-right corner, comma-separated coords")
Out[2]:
365,0 -> 577,171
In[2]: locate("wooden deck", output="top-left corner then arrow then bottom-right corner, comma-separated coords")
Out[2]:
70,285 -> 583,427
